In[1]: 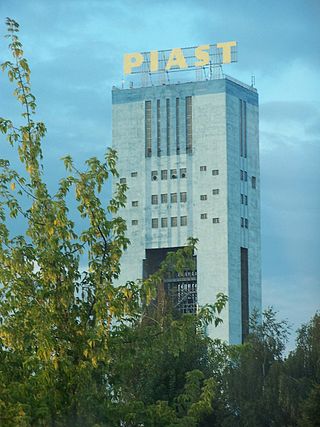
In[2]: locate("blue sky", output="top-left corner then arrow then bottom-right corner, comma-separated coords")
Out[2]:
0,0 -> 319,350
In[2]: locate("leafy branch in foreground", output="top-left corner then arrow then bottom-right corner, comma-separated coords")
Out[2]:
0,19 -> 228,426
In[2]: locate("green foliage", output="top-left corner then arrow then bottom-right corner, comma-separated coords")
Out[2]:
0,19 -> 228,426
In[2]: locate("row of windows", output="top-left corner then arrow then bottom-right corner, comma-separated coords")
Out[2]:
131,216 -> 220,226
152,168 -> 186,180
241,217 -> 248,228
151,192 -> 187,204
200,166 -> 219,175
120,168 -> 220,184
240,170 -> 257,189
152,216 -> 187,228
240,169 -> 248,181
241,194 -> 248,205
132,189 -> 220,207
145,97 -> 192,157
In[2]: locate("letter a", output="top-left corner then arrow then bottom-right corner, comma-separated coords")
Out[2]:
165,48 -> 188,71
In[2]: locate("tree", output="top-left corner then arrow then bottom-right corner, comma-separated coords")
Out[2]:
280,312 -> 320,426
219,308 -> 290,427
0,19 -> 228,426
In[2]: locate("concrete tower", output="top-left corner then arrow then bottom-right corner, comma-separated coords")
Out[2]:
112,76 -> 261,344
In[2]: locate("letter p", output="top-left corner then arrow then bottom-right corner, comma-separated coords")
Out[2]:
124,52 -> 144,75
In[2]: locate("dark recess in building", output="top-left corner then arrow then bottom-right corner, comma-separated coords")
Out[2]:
143,247 -> 197,314
241,247 -> 249,342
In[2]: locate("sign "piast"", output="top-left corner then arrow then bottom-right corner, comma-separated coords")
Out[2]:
124,42 -> 237,75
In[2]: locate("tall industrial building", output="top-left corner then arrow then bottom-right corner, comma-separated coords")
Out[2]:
112,75 -> 261,344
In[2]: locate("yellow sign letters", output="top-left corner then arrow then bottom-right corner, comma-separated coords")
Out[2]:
123,41 -> 237,75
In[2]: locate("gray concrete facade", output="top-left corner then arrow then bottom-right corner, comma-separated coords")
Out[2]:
112,77 -> 261,344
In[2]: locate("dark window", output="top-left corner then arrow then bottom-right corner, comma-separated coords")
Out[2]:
152,218 -> 158,228
200,166 -> 207,171
132,220 -> 138,225
252,176 -> 256,189
132,201 -> 138,207
161,170 -> 167,180
120,177 -> 126,184
200,213 -> 207,219
151,195 -> 158,205
241,247 -> 249,342
186,96 -> 192,153
157,99 -> 161,156
170,169 -> 177,179
171,217 -> 177,227
161,193 -> 168,203
170,193 -> 177,203
212,189 -> 219,195
240,99 -> 247,158
200,195 -> 207,201
180,216 -> 187,226
161,217 -> 168,228
212,218 -> 220,223
166,99 -> 170,155
145,100 -> 152,157
176,98 -> 180,154
180,192 -> 187,202
180,168 -> 187,178
212,169 -> 219,176
131,172 -> 137,177
151,170 -> 158,181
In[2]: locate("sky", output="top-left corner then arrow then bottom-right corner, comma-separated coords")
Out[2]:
0,0 -> 319,350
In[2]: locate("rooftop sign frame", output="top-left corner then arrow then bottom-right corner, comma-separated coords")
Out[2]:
124,42 -> 237,75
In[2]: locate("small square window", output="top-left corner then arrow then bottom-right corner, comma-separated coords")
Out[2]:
151,171 -> 158,181
171,217 -> 177,227
180,216 -> 187,226
161,217 -> 168,228
131,172 -> 137,177
212,169 -> 219,176
170,193 -> 177,203
180,168 -> 187,178
132,220 -> 138,225
120,177 -> 126,184
132,201 -> 138,207
161,194 -> 168,203
212,217 -> 220,224
252,176 -> 256,189
245,218 -> 248,228
180,192 -> 187,202
201,213 -> 207,219
152,218 -> 158,228
161,170 -> 168,180
170,169 -> 177,179
212,189 -> 219,195
151,195 -> 158,205
200,195 -> 207,201
200,166 -> 207,171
